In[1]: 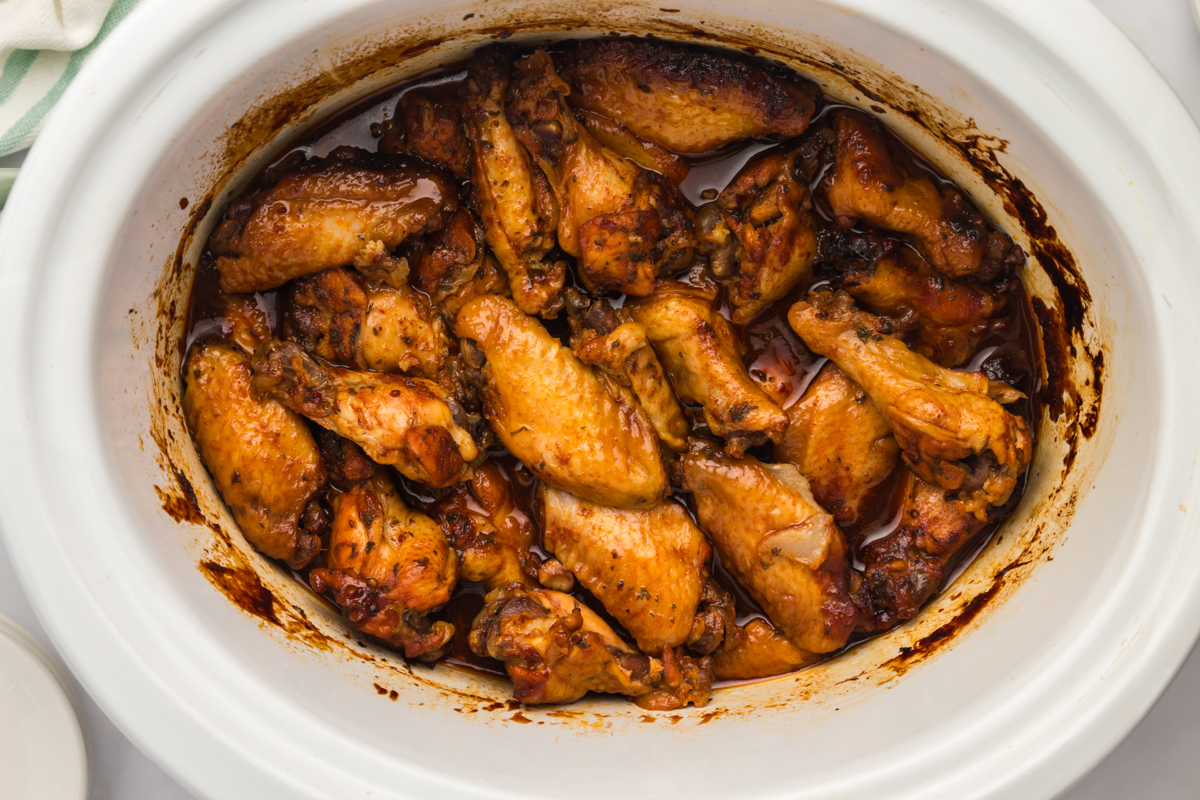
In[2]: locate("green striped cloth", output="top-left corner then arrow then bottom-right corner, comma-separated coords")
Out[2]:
0,0 -> 141,157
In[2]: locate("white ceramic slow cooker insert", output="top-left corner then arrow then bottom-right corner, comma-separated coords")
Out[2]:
2,1 -> 1199,798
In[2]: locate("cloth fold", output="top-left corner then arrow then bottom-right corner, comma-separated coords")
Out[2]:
0,0 -> 139,156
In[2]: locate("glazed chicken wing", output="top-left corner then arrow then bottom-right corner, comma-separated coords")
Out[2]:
556,38 -> 820,155
281,267 -> 460,387
377,87 -> 470,179
713,618 -> 819,681
454,294 -> 668,509
821,110 -> 1022,281
310,472 -> 457,659
183,340 -> 326,569
210,147 -> 456,293
788,290 -> 1032,517
539,485 -> 729,655
836,241 -> 1009,367
463,46 -> 566,317
250,340 -> 478,487
568,297 -> 690,452
506,50 -> 694,296
775,364 -> 899,525
681,442 -> 858,653
575,109 -> 690,185
857,471 -> 989,631
406,208 -> 488,309
433,462 -> 572,592
629,282 -> 788,456
695,152 -> 817,323
469,585 -> 713,708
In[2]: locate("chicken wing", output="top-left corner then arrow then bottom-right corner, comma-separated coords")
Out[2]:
250,340 -> 478,487
775,364 -> 899,525
788,290 -> 1032,517
463,45 -> 566,317
313,427 -> 378,490
281,267 -> 458,387
454,294 -> 668,509
681,442 -> 858,653
713,618 -> 819,681
556,38 -> 820,155
433,461 -> 572,592
506,50 -> 694,296
568,296 -> 690,452
539,485 -> 726,655
377,86 -> 470,179
575,109 -> 690,184
836,241 -> 1010,367
857,471 -> 989,631
210,146 -> 456,293
183,340 -> 326,569
469,585 -> 713,708
628,282 -> 788,456
406,208 -> 487,308
213,291 -> 273,355
695,152 -> 817,323
821,110 -> 1022,281
309,472 -> 457,659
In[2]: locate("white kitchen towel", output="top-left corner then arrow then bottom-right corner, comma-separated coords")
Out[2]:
0,0 -> 140,155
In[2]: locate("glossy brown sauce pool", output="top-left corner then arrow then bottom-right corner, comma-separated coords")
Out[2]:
183,46 -> 1041,687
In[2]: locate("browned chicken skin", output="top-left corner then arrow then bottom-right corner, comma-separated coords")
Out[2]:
681,442 -> 858,653
310,472 -> 458,660
557,38 -> 820,155
539,485 -> 728,655
696,152 -> 817,323
281,267 -> 462,393
433,462 -> 572,592
575,109 -> 690,185
857,471 -> 989,631
405,209 -> 489,310
775,364 -> 900,525
377,87 -> 471,179
506,50 -> 694,296
463,46 -> 566,317
469,585 -> 713,708
714,618 -> 820,681
788,290 -> 1032,517
836,242 -> 1010,367
455,294 -> 668,509
250,340 -> 478,488
822,110 -> 1023,281
210,147 -> 456,293
183,340 -> 326,569
568,296 -> 690,452
629,282 -> 788,456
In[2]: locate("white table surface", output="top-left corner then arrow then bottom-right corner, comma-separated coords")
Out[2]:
1,1 -> 1198,797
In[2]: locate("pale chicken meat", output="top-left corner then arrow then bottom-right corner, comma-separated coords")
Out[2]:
210,146 -> 456,293
454,294 -> 668,509
568,296 -> 690,452
681,442 -> 858,653
539,485 -> 730,655
506,50 -> 693,296
469,585 -> 713,708
856,471 -> 990,631
556,38 -> 820,154
836,240 -> 1010,367
695,152 -> 817,323
463,46 -> 566,317
714,618 -> 820,681
183,340 -> 327,569
433,462 -> 573,592
250,340 -> 478,488
628,282 -> 788,456
310,472 -> 458,659
775,364 -> 900,525
788,290 -> 1032,517
281,267 -> 462,392
821,110 -> 1023,281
